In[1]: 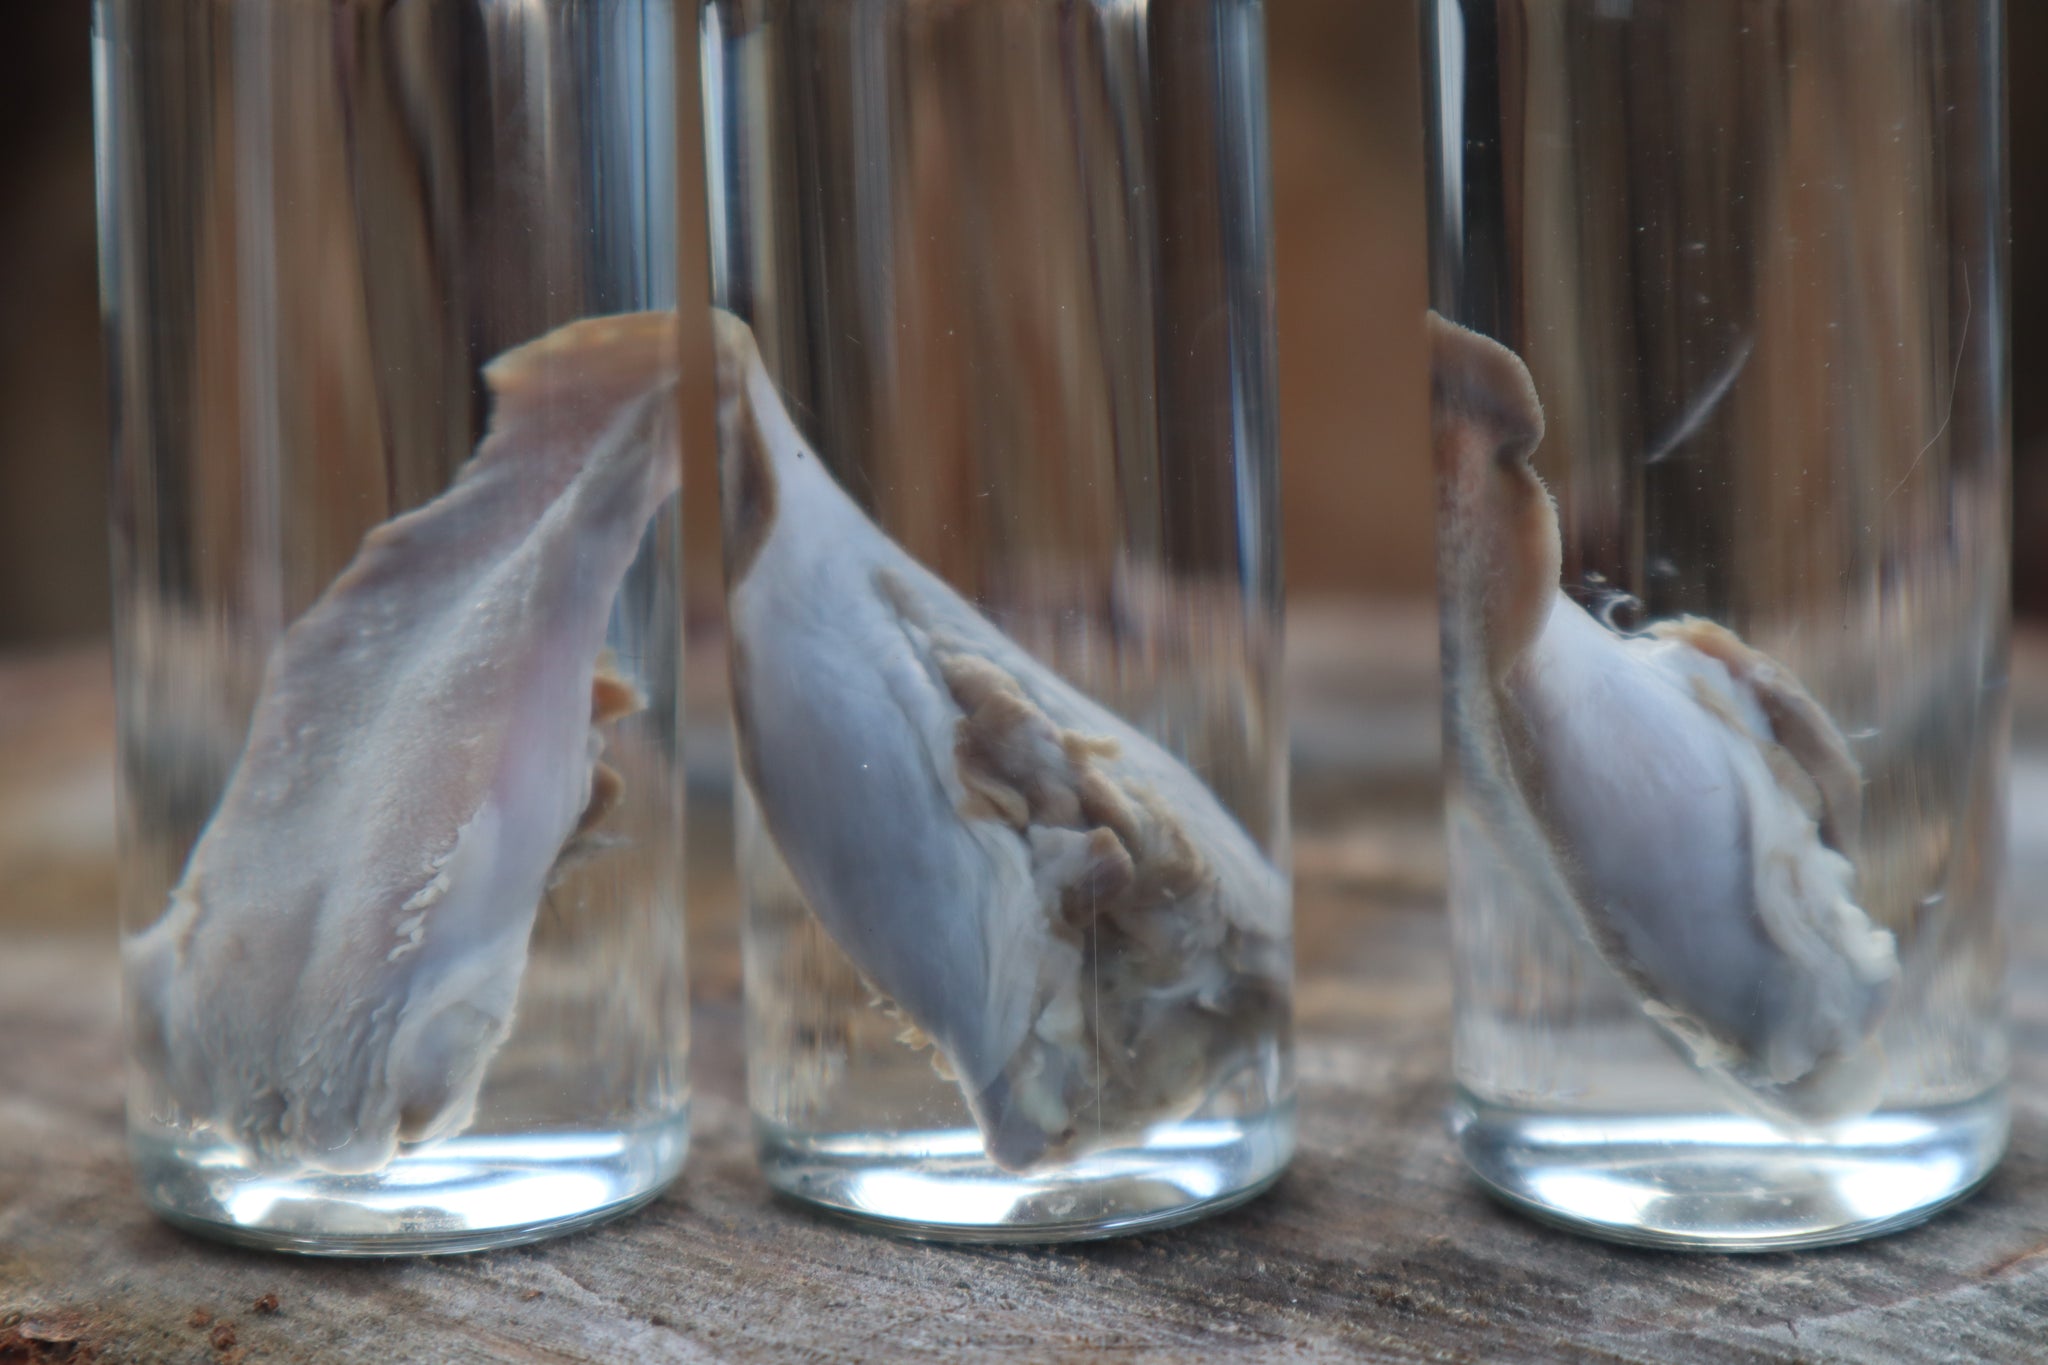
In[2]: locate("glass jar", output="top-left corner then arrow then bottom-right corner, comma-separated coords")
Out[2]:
1425,0 -> 2009,1248
701,0 -> 1293,1240
97,0 -> 689,1254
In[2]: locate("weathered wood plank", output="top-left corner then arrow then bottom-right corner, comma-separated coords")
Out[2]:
2,615 -> 2044,1364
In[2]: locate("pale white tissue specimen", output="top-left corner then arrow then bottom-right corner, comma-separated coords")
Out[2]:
715,311 -> 1289,1172
1431,313 -> 1899,1125
125,314 -> 680,1173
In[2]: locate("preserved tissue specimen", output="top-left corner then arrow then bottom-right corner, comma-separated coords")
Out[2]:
716,311 -> 1288,1171
125,314 -> 680,1173
1431,313 -> 1899,1125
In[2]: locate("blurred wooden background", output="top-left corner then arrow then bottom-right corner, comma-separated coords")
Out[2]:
0,1 -> 2039,647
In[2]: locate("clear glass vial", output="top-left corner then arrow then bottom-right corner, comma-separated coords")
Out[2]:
97,0 -> 689,1255
701,0 -> 1293,1240
1425,0 -> 2009,1249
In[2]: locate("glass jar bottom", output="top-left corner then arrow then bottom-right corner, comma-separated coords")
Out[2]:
129,1112 -> 690,1256
1452,1087 -> 2007,1251
757,1102 -> 1295,1243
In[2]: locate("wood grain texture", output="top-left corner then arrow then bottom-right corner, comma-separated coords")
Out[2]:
3,616 -> 2045,1364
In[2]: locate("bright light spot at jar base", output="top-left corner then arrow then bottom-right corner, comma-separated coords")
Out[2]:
1833,1156 -> 1968,1223
223,1170 -> 614,1232
1520,1171 -> 1660,1228
851,1172 -> 1039,1226
1504,1112 -> 1942,1150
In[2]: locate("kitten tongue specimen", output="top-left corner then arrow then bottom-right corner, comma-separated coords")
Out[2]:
125,313 -> 680,1174
1430,313 -> 1899,1125
715,310 -> 1289,1172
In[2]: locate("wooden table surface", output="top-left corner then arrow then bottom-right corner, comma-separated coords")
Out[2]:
3,608 -> 2045,1365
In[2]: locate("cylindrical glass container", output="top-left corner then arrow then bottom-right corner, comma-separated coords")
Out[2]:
1425,1 -> 2008,1249
97,0 -> 689,1255
701,0 -> 1291,1240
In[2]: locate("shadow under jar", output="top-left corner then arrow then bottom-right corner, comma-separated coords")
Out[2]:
700,0 -> 1293,1240
99,0 -> 689,1255
1425,0 -> 2009,1249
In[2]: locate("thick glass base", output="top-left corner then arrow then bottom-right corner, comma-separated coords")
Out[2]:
130,1113 -> 690,1257
759,1104 -> 1295,1243
1453,1087 -> 2007,1251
